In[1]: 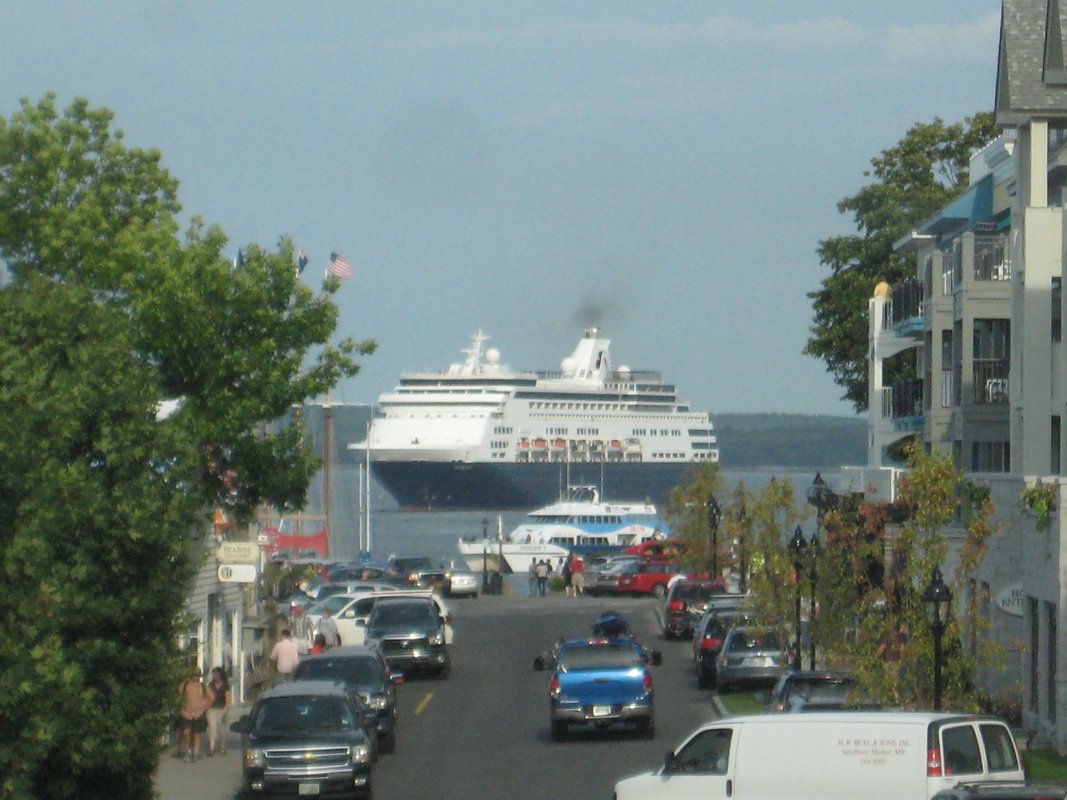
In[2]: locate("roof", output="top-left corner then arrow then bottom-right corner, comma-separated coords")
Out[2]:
996,0 -> 1067,124
301,644 -> 382,660
711,712 -> 1004,727
258,679 -> 349,699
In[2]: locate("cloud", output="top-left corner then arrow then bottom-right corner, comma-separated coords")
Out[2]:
884,13 -> 1000,64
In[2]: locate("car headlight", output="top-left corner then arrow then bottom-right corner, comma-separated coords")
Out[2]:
428,630 -> 445,646
350,742 -> 371,764
245,748 -> 266,768
367,695 -> 388,710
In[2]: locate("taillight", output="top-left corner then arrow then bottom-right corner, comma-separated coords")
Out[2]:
667,601 -> 685,612
549,675 -> 560,698
643,671 -> 653,693
927,747 -> 943,777
699,637 -> 723,651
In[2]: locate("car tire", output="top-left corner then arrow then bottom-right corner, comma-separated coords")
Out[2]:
550,720 -> 567,741
638,717 -> 655,739
697,668 -> 711,689
435,660 -> 451,680
651,583 -> 667,598
354,778 -> 372,800
379,730 -> 396,755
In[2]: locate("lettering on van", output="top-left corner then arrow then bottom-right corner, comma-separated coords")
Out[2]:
837,737 -> 912,766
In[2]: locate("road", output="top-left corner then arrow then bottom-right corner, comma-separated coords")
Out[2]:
156,592 -> 721,800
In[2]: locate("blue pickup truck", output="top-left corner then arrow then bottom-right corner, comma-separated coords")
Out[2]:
537,638 -> 658,741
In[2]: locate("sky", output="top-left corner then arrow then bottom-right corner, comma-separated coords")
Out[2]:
0,2 -> 1001,417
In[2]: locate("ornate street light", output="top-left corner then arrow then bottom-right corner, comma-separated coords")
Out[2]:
922,565 -> 952,710
788,525 -> 807,672
481,518 -> 490,591
804,472 -> 835,671
706,494 -> 721,578
808,531 -> 819,670
737,499 -> 748,595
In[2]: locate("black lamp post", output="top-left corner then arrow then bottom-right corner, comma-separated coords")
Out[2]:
737,500 -> 748,595
788,525 -> 807,672
481,518 -> 489,591
808,531 -> 819,670
805,472 -> 835,671
706,495 -> 721,579
923,565 -> 952,710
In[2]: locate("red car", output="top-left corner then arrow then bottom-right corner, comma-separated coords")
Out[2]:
615,561 -> 701,598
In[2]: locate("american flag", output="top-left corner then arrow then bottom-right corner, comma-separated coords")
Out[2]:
328,251 -> 352,279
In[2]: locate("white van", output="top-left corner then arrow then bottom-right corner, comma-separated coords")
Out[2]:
305,589 -> 453,647
613,712 -> 1024,800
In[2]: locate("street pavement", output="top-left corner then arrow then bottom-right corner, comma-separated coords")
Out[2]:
154,588 -> 717,800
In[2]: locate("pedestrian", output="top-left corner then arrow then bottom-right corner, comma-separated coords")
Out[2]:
528,557 -> 538,597
205,667 -> 232,757
571,555 -> 585,596
318,607 -> 340,648
176,667 -> 208,762
269,628 -> 300,681
562,556 -> 573,596
535,559 -> 550,596
309,632 -> 328,655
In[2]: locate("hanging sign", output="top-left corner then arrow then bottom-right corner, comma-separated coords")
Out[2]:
994,583 -> 1024,617
218,564 -> 257,583
217,542 -> 260,563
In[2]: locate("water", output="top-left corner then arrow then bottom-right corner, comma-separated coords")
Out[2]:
333,469 -> 836,565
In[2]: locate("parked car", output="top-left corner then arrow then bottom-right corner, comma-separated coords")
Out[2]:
537,637 -> 657,740
692,607 -> 751,688
584,554 -> 643,596
613,712 -> 1025,800
390,556 -> 447,589
293,645 -> 403,754
362,596 -> 451,679
767,670 -> 871,712
616,561 -> 694,598
327,561 -> 406,585
229,680 -> 373,799
305,589 -> 454,648
663,580 -> 729,639
714,625 -> 790,692
444,566 -> 478,598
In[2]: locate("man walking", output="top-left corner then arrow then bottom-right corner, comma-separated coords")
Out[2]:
569,554 -> 585,596
528,558 -> 538,597
535,559 -> 550,596
269,628 -> 300,681
318,608 -> 340,648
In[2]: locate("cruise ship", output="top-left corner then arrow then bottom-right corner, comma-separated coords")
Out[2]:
350,328 -> 718,509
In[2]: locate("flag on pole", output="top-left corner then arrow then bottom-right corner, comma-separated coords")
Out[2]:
297,249 -> 309,276
327,251 -> 352,280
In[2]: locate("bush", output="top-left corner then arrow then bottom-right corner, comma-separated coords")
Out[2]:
549,577 -> 566,593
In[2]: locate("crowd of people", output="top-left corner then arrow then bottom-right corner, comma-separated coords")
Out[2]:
527,553 -> 585,597
174,666 -> 232,763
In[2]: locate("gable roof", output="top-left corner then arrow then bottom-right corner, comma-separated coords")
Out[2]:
996,0 -> 1067,124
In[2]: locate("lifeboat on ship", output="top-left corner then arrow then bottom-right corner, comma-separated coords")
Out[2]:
531,437 -> 549,462
607,439 -> 624,461
589,440 -> 606,462
516,437 -> 531,462
550,438 -> 567,461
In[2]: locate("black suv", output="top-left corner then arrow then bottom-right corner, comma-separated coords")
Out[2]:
363,597 -> 450,678
932,784 -> 1067,800
294,645 -> 402,754
230,680 -> 373,799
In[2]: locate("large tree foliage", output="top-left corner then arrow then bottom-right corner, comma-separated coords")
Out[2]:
0,95 -> 373,799
805,113 -> 996,411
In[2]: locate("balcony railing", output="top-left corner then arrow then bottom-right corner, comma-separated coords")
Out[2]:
941,370 -> 956,408
885,377 -> 924,419
974,235 -> 1011,281
973,359 -> 1009,404
891,278 -> 924,327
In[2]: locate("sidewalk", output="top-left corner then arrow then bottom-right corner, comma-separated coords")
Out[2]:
155,707 -> 248,800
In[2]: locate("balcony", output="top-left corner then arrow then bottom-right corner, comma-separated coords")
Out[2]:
973,234 -> 1011,281
973,359 -> 1009,404
890,278 -> 925,335
882,377 -> 924,430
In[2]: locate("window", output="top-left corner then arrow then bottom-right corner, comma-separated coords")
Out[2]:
672,728 -> 732,775
941,725 -> 982,776
980,723 -> 1021,772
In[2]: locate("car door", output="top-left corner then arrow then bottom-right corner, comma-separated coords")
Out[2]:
338,596 -> 379,645
655,726 -> 736,800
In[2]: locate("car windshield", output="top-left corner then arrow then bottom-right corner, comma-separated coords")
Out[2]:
728,629 -> 781,652
296,657 -> 383,685
371,602 -> 435,627
558,643 -> 643,670
674,584 -> 720,602
254,696 -> 354,734
784,679 -> 857,706
307,595 -> 351,616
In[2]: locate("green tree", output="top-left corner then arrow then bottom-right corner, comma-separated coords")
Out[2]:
664,463 -> 726,575
805,113 -> 996,411
0,95 -> 373,799
814,445 -> 996,710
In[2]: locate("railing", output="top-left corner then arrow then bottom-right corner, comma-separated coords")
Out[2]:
941,370 -> 955,408
887,377 -> 924,419
891,278 -> 924,324
973,359 -> 1009,404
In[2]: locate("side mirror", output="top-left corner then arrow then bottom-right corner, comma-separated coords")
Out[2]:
355,619 -> 367,627
663,751 -> 678,774
230,715 -> 252,735
342,610 -> 354,619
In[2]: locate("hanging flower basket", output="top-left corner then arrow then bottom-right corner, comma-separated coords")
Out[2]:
1020,482 -> 1057,533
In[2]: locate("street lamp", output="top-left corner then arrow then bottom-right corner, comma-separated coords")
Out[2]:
805,472 -> 835,671
922,565 -> 952,711
706,494 -> 721,579
481,518 -> 490,591
808,531 -> 819,670
737,500 -> 748,595
788,525 -> 807,672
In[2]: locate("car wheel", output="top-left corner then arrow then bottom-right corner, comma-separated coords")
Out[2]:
550,720 -> 568,741
697,668 -> 711,689
379,730 -> 396,755
651,583 -> 667,598
435,660 -> 451,680
353,778 -> 372,800
638,717 -> 655,739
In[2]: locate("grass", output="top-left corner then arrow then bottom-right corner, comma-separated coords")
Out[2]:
716,690 -> 768,715
1024,748 -> 1067,783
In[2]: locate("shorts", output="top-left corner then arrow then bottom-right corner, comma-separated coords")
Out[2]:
177,714 -> 207,733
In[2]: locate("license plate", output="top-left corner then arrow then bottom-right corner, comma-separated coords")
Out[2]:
592,705 -> 611,717
298,783 -> 320,796
743,657 -> 768,667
